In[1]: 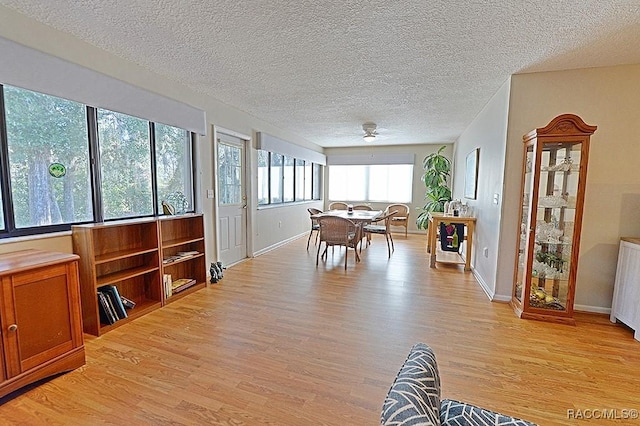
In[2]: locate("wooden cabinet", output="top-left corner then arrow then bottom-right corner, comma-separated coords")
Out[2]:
610,238 -> 640,341
511,114 -> 597,324
159,214 -> 207,302
72,214 -> 207,336
72,218 -> 163,336
0,250 -> 85,398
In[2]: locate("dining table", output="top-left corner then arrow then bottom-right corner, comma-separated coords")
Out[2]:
312,209 -> 383,254
313,209 -> 383,223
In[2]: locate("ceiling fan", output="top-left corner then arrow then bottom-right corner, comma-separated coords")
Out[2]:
362,122 -> 378,142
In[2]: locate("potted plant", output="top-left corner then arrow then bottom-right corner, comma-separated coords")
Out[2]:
416,145 -> 452,230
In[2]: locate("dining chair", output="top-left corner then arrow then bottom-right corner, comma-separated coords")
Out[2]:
306,208 -> 323,250
328,201 -> 349,210
316,216 -> 360,270
362,210 -> 398,258
353,204 -> 372,210
385,203 -> 410,237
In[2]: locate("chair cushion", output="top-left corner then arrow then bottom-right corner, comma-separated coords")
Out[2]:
440,399 -> 537,426
381,343 -> 441,426
363,224 -> 386,234
391,216 -> 407,221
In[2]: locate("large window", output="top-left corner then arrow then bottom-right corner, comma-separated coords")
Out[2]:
0,84 -> 195,238
3,86 -> 92,228
257,150 -> 321,206
328,164 -> 413,203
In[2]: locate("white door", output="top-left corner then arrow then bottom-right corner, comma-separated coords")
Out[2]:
217,134 -> 247,266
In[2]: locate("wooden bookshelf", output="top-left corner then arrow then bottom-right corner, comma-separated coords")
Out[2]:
159,214 -> 206,303
72,218 -> 162,336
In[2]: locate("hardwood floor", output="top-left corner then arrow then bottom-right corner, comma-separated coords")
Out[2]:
1,233 -> 639,425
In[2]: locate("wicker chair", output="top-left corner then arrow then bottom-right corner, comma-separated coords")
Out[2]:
328,201 -> 349,210
362,210 -> 398,258
385,203 -> 410,237
353,204 -> 372,210
316,216 -> 360,270
306,208 -> 323,250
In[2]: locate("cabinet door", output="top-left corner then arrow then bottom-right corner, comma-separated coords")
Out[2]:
0,262 -> 83,377
613,242 -> 640,326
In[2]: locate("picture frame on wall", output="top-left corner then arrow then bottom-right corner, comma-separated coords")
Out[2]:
464,148 -> 479,199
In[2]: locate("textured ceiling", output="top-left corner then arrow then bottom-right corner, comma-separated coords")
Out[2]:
2,1 -> 640,147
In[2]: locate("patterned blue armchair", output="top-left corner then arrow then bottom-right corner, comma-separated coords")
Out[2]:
381,343 -> 537,426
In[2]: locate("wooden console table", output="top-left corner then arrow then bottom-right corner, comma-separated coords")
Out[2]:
426,212 -> 476,271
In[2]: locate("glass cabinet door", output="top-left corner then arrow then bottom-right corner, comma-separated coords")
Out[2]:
529,141 -> 582,312
514,145 -> 535,303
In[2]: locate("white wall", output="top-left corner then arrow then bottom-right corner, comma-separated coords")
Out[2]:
0,6 -> 324,262
451,78 -> 511,299
498,64 -> 640,311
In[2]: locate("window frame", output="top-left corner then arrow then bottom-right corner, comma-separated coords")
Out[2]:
257,149 -> 322,207
0,83 -> 196,239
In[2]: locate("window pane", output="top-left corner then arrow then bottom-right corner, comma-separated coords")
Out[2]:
0,182 -> 5,230
312,163 -> 321,200
304,162 -> 312,201
98,109 -> 153,219
283,156 -> 294,202
295,159 -> 305,201
155,123 -> 192,214
369,164 -> 413,202
270,153 -> 283,203
4,86 -> 93,228
328,165 -> 366,201
257,150 -> 269,205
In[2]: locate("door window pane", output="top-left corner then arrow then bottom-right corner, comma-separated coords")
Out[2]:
4,86 -> 93,228
257,150 -> 269,205
270,153 -> 283,203
97,109 -> 153,219
218,142 -> 243,206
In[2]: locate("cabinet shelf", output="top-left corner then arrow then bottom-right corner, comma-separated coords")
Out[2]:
96,265 -> 159,286
95,247 -> 159,264
162,237 -> 204,249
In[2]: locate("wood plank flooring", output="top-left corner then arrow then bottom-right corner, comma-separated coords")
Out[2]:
1,233 -> 639,425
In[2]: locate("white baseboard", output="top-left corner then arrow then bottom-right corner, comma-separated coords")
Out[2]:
253,233 -> 306,257
574,304 -> 611,314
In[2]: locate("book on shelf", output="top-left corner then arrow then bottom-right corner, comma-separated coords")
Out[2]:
163,251 -> 200,264
120,295 -> 136,309
171,278 -> 197,294
98,285 -> 128,320
97,292 -> 118,325
176,251 -> 200,257
163,274 -> 172,298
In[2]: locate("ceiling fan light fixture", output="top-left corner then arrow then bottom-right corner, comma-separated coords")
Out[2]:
362,122 -> 377,142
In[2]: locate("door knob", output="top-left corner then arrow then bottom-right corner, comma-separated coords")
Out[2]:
8,324 -> 17,332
